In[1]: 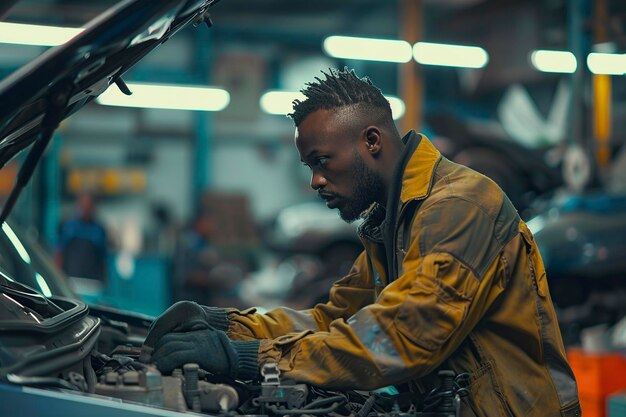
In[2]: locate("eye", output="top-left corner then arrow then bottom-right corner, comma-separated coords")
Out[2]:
315,157 -> 329,167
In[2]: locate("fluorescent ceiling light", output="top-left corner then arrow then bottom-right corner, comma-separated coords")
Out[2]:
97,83 -> 230,111
260,90 -> 405,120
260,91 -> 306,116
530,50 -> 577,73
323,36 -> 413,63
413,42 -> 489,68
0,22 -> 83,46
587,53 -> 626,75
385,95 -> 406,120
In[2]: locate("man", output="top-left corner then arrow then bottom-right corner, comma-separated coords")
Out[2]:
172,207 -> 244,307
56,192 -> 109,283
144,68 -> 580,416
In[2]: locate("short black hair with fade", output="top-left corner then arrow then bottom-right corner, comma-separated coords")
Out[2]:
288,67 -> 392,127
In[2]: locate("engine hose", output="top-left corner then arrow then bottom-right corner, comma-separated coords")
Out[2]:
303,395 -> 346,409
267,401 -> 342,415
356,395 -> 376,417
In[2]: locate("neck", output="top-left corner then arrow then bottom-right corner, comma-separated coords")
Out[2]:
380,142 -> 404,206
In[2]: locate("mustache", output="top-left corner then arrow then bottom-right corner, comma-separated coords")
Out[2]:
318,191 -> 340,200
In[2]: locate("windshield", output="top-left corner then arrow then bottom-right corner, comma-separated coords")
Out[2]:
0,267 -> 65,322
0,221 -> 74,299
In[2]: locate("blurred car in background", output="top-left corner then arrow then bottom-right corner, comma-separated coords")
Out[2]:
263,201 -> 363,278
255,201 -> 364,309
527,192 -> 626,346
427,112 -> 563,219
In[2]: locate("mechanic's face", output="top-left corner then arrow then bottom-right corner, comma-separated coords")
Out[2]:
295,108 -> 385,223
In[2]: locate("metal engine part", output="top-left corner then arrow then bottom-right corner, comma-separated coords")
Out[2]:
95,366 -> 166,408
252,362 -> 309,412
182,363 -> 239,412
95,362 -> 239,413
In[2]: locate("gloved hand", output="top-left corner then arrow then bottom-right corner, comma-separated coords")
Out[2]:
151,329 -> 260,380
139,301 -> 229,363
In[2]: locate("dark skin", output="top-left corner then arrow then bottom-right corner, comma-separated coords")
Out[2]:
295,105 -> 404,222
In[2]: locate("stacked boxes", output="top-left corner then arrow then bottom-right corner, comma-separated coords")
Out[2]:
568,348 -> 626,417
200,191 -> 259,247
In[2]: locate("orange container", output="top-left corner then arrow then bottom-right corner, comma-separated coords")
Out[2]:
579,395 -> 605,417
567,348 -> 626,417
568,348 -> 626,399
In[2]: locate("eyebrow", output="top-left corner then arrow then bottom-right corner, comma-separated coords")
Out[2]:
302,150 -> 319,162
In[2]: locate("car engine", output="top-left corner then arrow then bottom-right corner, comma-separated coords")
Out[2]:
85,348 -> 468,417
0,276 -> 468,417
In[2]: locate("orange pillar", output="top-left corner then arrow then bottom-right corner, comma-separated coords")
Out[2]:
593,0 -> 612,170
400,0 -> 423,133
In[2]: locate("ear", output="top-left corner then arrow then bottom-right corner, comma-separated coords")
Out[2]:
363,126 -> 382,155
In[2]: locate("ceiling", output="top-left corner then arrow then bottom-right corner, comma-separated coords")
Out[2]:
2,1 -> 626,143
4,1 -> 626,47
3,1 -> 626,98
3,0 -> 489,36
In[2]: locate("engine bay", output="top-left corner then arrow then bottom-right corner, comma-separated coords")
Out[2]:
0,246 -> 470,417
50,346 -> 469,417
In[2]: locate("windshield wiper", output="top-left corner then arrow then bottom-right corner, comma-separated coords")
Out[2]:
0,81 -> 73,224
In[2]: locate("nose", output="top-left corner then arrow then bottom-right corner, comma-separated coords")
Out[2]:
310,171 -> 327,190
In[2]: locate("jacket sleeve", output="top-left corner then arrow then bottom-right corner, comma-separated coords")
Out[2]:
255,199 -> 514,390
224,252 -> 377,341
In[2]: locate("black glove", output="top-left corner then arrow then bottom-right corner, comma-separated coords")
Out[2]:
139,301 -> 229,363
151,329 -> 260,380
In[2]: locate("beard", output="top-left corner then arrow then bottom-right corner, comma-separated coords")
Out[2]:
338,153 -> 386,223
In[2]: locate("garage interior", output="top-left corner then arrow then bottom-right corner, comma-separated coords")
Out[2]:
1,0 -> 626,416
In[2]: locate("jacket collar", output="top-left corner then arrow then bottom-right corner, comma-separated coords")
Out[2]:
399,131 -> 441,203
358,131 -> 441,243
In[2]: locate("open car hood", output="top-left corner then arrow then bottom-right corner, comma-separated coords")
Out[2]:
0,0 -> 221,221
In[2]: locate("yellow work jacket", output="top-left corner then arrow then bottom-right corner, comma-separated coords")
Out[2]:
225,132 -> 581,417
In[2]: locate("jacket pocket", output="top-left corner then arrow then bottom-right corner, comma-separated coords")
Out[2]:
333,271 -> 368,288
395,276 -> 470,352
461,361 -> 514,417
